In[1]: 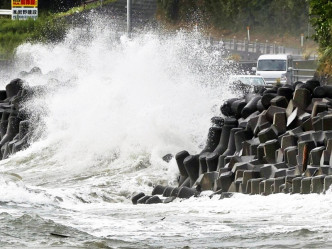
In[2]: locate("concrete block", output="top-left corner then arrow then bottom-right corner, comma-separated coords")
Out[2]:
231,99 -> 246,119
323,114 -> 332,131
313,118 -> 323,131
242,137 -> 260,156
253,111 -> 269,135
146,196 -> 162,204
259,180 -> 265,194
274,168 -> 287,178
285,146 -> 298,166
277,86 -> 294,101
311,131 -> 326,146
219,192 -> 234,199
273,112 -> 287,134
289,126 -> 304,135
152,185 -> 166,195
247,115 -> 260,132
282,182 -> 292,193
281,134 -> 298,150
220,98 -> 238,116
260,164 -> 277,179
214,171 -> 234,192
200,126 -> 222,154
132,192 -> 145,205
250,178 -> 264,195
261,93 -> 277,109
196,171 -> 219,191
266,106 -> 286,122
162,187 -> 174,197
264,139 -> 280,163
211,116 -> 225,127
231,162 -> 253,173
298,112 -> 311,126
264,178 -> 275,195
273,177 -> 286,194
183,155 -> 200,186
259,122 -> 272,132
199,154 -> 208,175
293,88 -> 311,110
302,117 -> 313,131
227,182 -> 237,192
310,146 -> 325,165
317,166 -> 332,175
275,149 -> 284,163
258,125 -> 278,143
287,107 -> 299,127
292,177 -> 304,194
241,96 -> 261,119
205,152 -> 219,173
175,150 -> 190,177
177,187 -> 199,199
137,195 -> 151,204
313,85 -> 332,98
324,175 -> 332,191
179,177 -> 190,188
163,196 -> 176,204
300,177 -> 312,194
271,96 -> 288,108
320,150 -> 330,165
304,166 -> 319,177
217,155 -> 227,170
312,101 -> 328,117
234,129 -> 253,154
242,170 -> 260,193
227,155 -> 256,169
170,187 -> 180,197
257,144 -> 265,161
274,161 -> 288,169
286,99 -> 296,118
311,175 -> 325,194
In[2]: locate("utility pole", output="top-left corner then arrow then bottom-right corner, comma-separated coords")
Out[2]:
127,0 -> 132,37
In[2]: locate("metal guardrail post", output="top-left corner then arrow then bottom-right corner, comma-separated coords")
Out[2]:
245,40 -> 249,53
127,0 -> 132,37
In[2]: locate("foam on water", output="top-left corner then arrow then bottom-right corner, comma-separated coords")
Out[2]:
0,18 -> 237,201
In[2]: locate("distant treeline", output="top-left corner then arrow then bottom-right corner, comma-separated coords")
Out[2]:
157,0 -> 309,35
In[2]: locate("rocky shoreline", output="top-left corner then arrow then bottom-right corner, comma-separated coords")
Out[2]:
132,80 -> 332,204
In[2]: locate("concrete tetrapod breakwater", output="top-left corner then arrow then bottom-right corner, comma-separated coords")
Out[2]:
0,78 -> 34,160
132,79 -> 332,205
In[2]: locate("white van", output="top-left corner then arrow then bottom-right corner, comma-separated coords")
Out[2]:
252,54 -> 293,85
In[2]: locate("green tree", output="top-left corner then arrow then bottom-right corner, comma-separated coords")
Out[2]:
309,0 -> 332,78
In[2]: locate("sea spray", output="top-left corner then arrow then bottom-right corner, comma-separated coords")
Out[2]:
0,18 -> 238,199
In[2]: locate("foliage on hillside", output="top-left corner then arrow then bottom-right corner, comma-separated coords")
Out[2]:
0,0 -> 115,59
157,0 -> 309,35
309,0 -> 332,76
0,0 -> 82,12
0,16 -> 68,59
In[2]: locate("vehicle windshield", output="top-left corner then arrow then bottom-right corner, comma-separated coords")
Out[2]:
257,59 -> 286,71
231,77 -> 265,85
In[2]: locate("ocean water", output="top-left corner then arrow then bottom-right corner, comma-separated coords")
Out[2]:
0,18 -> 331,248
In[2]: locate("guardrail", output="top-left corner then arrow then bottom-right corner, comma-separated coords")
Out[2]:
0,9 -> 12,16
292,68 -> 316,82
220,38 -> 288,54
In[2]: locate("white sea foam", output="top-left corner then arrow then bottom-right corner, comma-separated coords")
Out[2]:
0,19 -> 238,197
